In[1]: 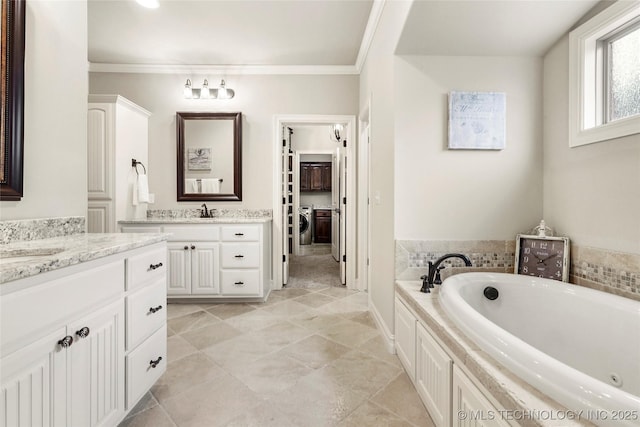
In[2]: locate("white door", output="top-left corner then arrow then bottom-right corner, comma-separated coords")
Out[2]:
69,299 -> 125,427
331,149 -> 340,261
281,128 -> 291,285
191,242 -> 220,294
339,143 -> 347,285
166,242 -> 191,295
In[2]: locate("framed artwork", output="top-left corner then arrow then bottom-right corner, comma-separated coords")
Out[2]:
448,91 -> 506,150
188,147 -> 212,170
1,0 -> 26,200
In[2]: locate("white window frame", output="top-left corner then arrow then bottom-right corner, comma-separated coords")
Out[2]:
569,0 -> 640,147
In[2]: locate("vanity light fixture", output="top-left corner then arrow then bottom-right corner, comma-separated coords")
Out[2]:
182,79 -> 235,100
331,123 -> 344,142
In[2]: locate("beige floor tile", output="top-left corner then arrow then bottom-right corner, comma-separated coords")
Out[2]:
290,309 -> 346,332
151,352 -> 226,403
319,299 -> 368,318
357,335 -> 403,368
167,310 -> 220,334
223,308 -> 282,332
231,354 -> 314,394
166,303 -> 203,320
166,334 -> 198,363
222,401 -> 297,427
337,401 -> 415,427
254,320 -> 313,347
248,292 -> 288,308
342,291 -> 369,307
179,322 -> 242,350
293,292 -> 336,308
202,332 -> 284,369
318,319 -> 380,348
277,334 -> 350,369
318,286 -> 358,299
122,391 -> 158,421
118,405 -> 176,427
203,303 -> 256,319
371,372 -> 434,427
347,311 -> 378,328
272,287 -> 312,299
261,299 -> 312,317
162,374 -> 261,427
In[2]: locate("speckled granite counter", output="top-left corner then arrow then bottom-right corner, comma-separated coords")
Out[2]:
395,281 -> 591,427
0,233 -> 169,284
119,217 -> 272,224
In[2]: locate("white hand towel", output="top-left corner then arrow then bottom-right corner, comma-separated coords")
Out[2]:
201,179 -> 220,193
185,179 -> 199,193
137,174 -> 150,203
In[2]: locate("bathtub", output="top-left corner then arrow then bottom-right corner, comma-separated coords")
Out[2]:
439,272 -> 640,427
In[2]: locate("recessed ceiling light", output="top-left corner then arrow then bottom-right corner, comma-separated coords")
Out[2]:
136,0 -> 159,9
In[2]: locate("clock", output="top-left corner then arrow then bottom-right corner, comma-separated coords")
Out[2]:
514,234 -> 570,282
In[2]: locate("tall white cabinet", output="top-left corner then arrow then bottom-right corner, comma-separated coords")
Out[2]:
87,95 -> 151,233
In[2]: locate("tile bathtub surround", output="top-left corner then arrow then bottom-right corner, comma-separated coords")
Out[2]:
395,240 -> 515,281
0,216 -> 85,244
146,209 -> 272,220
120,287 -> 434,427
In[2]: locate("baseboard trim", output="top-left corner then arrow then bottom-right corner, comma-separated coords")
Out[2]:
369,298 -> 395,354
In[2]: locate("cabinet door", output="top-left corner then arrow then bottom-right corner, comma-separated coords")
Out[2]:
1,327 -> 67,427
416,322 -> 452,427
452,365 -> 510,427
167,242 -> 192,295
394,297 -> 417,381
321,163 -> 332,191
314,213 -> 331,244
300,163 -> 310,191
68,299 -> 125,427
309,165 -> 323,191
191,242 -> 220,295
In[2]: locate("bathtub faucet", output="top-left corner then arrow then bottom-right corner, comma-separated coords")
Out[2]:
420,253 -> 473,293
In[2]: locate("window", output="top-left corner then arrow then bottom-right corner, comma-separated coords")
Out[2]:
569,1 -> 640,147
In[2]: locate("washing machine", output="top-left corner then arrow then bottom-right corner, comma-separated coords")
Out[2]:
299,205 -> 312,245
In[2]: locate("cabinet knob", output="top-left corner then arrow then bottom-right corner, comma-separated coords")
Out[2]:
191,245 -> 196,250
234,233 -> 244,236
58,335 -> 74,348
234,281 -> 245,286
149,357 -> 163,368
234,254 -> 244,258
184,246 -> 189,250
75,327 -> 90,338
149,305 -> 163,314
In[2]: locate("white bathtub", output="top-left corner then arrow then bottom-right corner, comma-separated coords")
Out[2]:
439,272 -> 640,427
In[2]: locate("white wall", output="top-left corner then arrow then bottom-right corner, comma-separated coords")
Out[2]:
395,56 -> 543,240
0,1 -> 88,221
359,0 -> 413,340
89,73 -> 359,210
543,36 -> 640,254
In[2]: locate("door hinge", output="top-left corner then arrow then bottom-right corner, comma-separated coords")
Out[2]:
342,197 -> 346,205
282,139 -> 286,147
343,139 -> 347,148
282,197 -> 286,205
342,255 -> 346,262
283,255 -> 286,262
367,258 -> 370,266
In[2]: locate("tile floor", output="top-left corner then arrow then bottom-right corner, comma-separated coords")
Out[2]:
119,255 -> 434,427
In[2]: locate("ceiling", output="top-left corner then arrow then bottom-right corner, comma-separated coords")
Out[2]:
88,0 -> 602,72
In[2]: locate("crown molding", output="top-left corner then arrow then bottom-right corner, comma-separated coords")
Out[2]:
89,63 -> 359,75
355,0 -> 386,72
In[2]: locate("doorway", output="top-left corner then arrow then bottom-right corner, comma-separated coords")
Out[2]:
273,115 -> 357,291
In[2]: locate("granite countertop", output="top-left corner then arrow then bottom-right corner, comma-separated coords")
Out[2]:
0,233 -> 169,285
119,217 -> 272,224
395,281 -> 590,427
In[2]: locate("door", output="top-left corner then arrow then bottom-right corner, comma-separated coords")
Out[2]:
281,127 -> 292,285
69,299 -> 124,427
331,151 -> 340,261
1,327 -> 67,427
167,242 -> 191,295
339,145 -> 347,285
191,242 -> 220,294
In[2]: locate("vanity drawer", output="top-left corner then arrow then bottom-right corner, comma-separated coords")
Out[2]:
126,278 -> 166,351
163,225 -> 219,242
221,225 -> 260,242
221,243 -> 260,268
127,245 -> 166,291
220,270 -> 261,295
126,325 -> 167,409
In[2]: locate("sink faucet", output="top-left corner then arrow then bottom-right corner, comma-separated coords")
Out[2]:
420,253 -> 472,293
200,203 -> 208,218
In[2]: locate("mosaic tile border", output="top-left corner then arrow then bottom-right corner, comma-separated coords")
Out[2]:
0,216 -> 85,244
396,239 -> 640,301
147,208 -> 272,219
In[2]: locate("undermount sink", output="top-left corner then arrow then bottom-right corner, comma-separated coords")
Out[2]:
0,248 -> 65,265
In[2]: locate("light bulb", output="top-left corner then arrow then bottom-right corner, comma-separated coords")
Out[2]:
201,79 -> 210,99
183,79 -> 192,99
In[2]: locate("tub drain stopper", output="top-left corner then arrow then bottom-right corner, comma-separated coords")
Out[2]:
483,286 -> 499,300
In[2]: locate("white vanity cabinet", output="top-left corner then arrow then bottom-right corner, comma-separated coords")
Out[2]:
0,241 -> 167,427
121,221 -> 271,300
395,295 -> 509,427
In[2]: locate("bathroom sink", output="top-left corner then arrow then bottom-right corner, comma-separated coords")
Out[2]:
0,248 -> 65,265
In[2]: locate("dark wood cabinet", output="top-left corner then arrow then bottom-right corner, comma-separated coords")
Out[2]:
314,209 -> 331,243
300,162 -> 331,192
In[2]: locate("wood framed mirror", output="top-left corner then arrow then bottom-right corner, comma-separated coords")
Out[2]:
1,0 -> 26,201
176,112 -> 242,202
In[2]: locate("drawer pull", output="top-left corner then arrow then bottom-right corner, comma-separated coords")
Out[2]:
149,357 -> 163,368
149,262 -> 163,270
191,245 -> 196,250
58,335 -> 74,348
75,327 -> 90,338
149,305 -> 163,314
184,245 -> 189,250
234,281 -> 245,286
234,233 -> 244,236
234,255 -> 244,258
